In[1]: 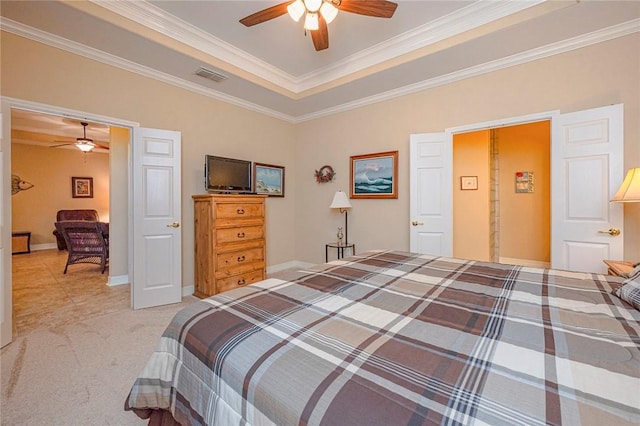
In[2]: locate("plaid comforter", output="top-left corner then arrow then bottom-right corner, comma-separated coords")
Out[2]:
125,250 -> 640,425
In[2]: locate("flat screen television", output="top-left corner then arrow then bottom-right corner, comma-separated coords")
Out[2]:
205,155 -> 253,193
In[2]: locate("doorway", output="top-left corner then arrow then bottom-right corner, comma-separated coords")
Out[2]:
409,104 -> 624,274
10,109 -> 116,335
452,121 -> 551,267
2,99 -> 137,347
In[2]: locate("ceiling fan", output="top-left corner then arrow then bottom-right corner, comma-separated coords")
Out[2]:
239,0 -> 398,51
50,122 -> 109,153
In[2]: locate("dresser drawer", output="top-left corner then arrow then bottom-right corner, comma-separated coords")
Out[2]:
216,225 -> 264,245
217,269 -> 265,294
216,202 -> 264,219
216,246 -> 264,270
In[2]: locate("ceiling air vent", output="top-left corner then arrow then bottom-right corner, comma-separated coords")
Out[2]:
195,67 -> 227,82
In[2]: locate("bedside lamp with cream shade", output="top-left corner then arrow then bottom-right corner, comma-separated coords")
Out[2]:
612,167 -> 640,202
607,167 -> 640,272
330,191 -> 352,245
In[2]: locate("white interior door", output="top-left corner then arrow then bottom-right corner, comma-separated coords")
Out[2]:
551,104 -> 624,273
409,132 -> 452,256
132,127 -> 182,309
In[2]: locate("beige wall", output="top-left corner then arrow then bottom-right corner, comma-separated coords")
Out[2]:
2,32 -> 297,288
453,130 -> 491,261
11,144 -> 109,246
295,33 -> 640,264
497,122 -> 550,263
2,30 -> 639,285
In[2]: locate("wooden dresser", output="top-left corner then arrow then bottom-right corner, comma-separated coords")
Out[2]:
192,194 -> 267,298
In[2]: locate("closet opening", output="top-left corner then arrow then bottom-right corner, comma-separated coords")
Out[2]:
452,120 -> 551,268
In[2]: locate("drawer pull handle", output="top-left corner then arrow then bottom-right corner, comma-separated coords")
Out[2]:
237,255 -> 246,262
237,279 -> 246,286
237,208 -> 245,215
237,232 -> 245,238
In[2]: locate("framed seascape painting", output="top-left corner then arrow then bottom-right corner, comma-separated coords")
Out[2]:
72,176 -> 93,198
254,163 -> 285,197
350,151 -> 398,199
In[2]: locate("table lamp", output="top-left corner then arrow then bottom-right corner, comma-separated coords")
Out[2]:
330,191 -> 352,245
611,167 -> 640,202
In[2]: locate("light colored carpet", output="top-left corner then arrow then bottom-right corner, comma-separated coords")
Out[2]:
1,298 -> 197,425
2,254 -> 306,426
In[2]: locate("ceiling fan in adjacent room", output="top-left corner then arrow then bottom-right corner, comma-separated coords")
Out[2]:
50,122 -> 109,153
239,0 -> 398,51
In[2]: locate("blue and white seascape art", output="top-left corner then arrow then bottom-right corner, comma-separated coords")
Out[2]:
353,155 -> 394,195
255,164 -> 284,197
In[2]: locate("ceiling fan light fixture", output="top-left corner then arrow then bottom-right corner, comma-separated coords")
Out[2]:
287,0 -> 305,22
304,12 -> 319,30
303,0 -> 322,13
75,141 -> 95,152
320,2 -> 338,24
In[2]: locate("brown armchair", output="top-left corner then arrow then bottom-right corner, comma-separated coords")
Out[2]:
54,221 -> 109,274
53,209 -> 99,250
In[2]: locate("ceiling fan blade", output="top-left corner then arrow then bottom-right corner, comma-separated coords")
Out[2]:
338,0 -> 398,18
94,143 -> 110,150
50,143 -> 73,148
240,2 -> 290,27
311,15 -> 329,51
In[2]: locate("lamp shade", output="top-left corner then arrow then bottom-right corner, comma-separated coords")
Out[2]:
611,167 -> 640,202
330,191 -> 352,209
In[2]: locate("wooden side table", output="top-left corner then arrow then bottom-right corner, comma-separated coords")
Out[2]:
12,231 -> 31,254
603,260 -> 636,277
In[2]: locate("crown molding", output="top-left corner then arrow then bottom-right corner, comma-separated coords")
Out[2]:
91,0 -> 299,91
296,0 -> 546,91
2,16 -> 637,124
91,0 -> 544,93
0,18 -> 296,123
293,19 -> 640,123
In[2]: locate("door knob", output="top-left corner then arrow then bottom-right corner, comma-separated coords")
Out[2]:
411,220 -> 424,226
166,222 -> 180,228
598,228 -> 620,236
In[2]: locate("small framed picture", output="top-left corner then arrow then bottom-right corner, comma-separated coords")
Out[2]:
254,163 -> 285,197
460,176 -> 478,190
72,177 -> 93,198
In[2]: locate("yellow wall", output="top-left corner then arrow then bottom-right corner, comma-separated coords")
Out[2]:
11,144 -> 109,246
2,30 -> 639,282
497,122 -> 550,263
453,130 -> 491,261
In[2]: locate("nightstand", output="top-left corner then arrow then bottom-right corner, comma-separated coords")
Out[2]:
603,260 -> 636,277
325,243 -> 355,263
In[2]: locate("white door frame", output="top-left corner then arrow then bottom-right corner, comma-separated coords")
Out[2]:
410,107 -> 624,271
410,110 -> 557,258
0,96 -> 138,347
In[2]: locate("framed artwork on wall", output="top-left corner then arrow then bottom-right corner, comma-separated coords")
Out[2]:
460,176 -> 478,190
350,151 -> 398,199
254,163 -> 285,197
72,176 -> 93,198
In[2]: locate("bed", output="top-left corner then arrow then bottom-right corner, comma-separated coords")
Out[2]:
125,250 -> 640,425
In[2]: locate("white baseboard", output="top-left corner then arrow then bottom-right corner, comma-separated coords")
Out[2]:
31,243 -> 58,251
499,257 -> 550,269
107,275 -> 129,286
182,285 -> 195,297
267,260 -> 315,274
